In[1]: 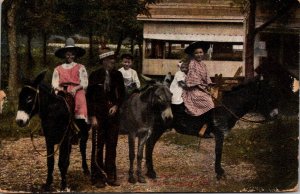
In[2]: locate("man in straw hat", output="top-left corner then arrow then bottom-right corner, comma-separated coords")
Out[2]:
86,46 -> 125,188
52,37 -> 90,175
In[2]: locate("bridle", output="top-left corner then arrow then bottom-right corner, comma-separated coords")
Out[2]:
24,85 -> 40,118
202,82 -> 269,124
23,84 -> 73,158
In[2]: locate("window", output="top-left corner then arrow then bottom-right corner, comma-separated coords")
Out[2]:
145,39 -> 243,61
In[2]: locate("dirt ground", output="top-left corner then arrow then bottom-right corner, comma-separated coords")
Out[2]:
0,130 -> 276,193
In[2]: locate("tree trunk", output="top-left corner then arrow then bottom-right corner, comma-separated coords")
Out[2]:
137,43 -> 143,74
115,33 -> 124,57
42,32 -> 47,66
130,37 -> 134,55
244,0 -> 256,80
26,33 -> 34,76
88,31 -> 93,65
7,0 -> 19,109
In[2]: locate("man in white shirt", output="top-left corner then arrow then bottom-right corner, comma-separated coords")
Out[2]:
118,53 -> 140,95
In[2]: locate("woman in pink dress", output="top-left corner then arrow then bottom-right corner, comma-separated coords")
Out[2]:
182,41 -> 216,138
52,37 -> 90,175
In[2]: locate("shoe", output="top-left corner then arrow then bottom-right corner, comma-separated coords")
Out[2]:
94,181 -> 106,188
198,124 -> 208,137
203,132 -> 214,138
107,179 -> 121,186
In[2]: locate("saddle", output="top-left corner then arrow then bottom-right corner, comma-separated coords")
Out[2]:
56,91 -> 80,144
57,90 -> 75,115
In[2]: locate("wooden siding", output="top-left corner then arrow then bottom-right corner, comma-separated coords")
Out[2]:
142,59 -> 244,77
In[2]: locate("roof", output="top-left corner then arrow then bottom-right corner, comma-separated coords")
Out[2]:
137,0 -> 244,23
143,22 -> 244,42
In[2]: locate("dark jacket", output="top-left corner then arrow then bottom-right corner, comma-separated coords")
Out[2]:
86,67 -> 125,117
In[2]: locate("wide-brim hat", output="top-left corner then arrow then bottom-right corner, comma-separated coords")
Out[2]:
184,41 -> 210,55
99,47 -> 115,60
55,38 -> 86,59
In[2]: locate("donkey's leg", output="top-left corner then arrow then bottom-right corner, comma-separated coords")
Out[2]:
58,139 -> 72,190
137,129 -> 151,183
214,128 -> 225,180
43,143 -> 55,191
76,119 -> 90,175
128,133 -> 137,183
145,126 -> 166,179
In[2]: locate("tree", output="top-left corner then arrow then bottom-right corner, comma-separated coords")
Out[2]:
101,0 -> 159,72
3,0 -> 21,109
233,0 -> 299,79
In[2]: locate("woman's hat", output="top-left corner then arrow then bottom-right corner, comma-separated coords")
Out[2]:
54,38 -> 86,59
99,47 -> 115,60
184,41 -> 210,55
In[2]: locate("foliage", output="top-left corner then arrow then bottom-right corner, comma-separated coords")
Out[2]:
1,0 -> 160,97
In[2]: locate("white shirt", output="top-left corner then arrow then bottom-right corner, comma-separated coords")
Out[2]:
118,67 -> 140,88
170,70 -> 186,104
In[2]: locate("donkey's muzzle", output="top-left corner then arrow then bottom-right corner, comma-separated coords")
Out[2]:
16,110 -> 30,127
161,106 -> 173,123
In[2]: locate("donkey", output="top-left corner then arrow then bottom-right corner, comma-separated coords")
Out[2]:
120,82 -> 173,184
145,76 -> 280,180
15,71 -> 89,191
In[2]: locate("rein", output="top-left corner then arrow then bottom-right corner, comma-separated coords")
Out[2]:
201,86 -> 268,124
24,85 -> 73,158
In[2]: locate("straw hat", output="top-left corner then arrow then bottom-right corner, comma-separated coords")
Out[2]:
184,41 -> 209,55
99,47 -> 115,60
55,38 -> 86,59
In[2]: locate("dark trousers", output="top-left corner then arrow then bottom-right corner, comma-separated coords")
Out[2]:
171,103 -> 214,136
75,119 -> 89,170
91,115 -> 120,183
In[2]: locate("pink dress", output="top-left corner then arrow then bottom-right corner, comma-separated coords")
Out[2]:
182,59 -> 214,116
56,64 -> 88,121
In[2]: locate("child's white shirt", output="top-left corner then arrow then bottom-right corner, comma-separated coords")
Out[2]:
118,67 -> 141,88
170,70 -> 186,104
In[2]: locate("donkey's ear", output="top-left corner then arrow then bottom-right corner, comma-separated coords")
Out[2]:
33,70 -> 47,85
19,70 -> 30,84
140,86 -> 155,102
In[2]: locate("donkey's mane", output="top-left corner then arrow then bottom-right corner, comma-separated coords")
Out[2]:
223,78 -> 259,96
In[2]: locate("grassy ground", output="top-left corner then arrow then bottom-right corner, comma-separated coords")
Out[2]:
161,116 -> 299,192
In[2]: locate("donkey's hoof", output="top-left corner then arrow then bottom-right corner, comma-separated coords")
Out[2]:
41,184 -> 51,192
146,171 -> 157,179
60,181 -> 67,191
216,168 -> 225,180
138,175 -> 147,183
128,176 -> 137,184
216,173 -> 226,180
83,169 -> 90,176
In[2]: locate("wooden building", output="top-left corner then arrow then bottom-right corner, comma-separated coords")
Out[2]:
137,0 -> 245,77
254,3 -> 299,79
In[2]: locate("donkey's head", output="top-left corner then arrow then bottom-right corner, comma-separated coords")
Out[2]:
140,77 -> 173,124
254,76 -> 280,120
16,71 -> 47,127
